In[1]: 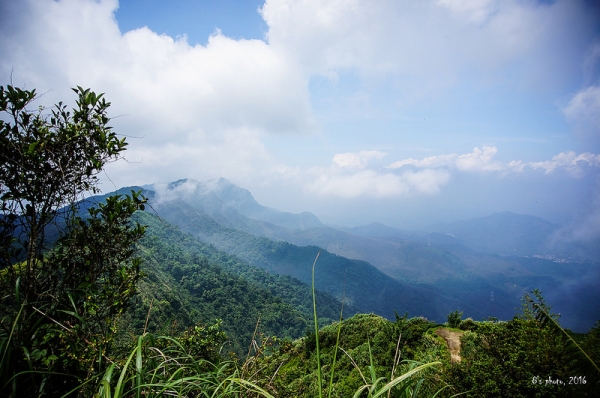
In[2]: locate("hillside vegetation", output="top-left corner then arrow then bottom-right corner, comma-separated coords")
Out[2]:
139,178 -> 600,332
117,211 -> 354,356
2,86 -> 598,397
249,304 -> 600,397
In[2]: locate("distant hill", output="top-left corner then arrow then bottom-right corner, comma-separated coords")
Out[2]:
143,197 -> 459,321
426,211 -> 560,257
103,180 -> 600,332
135,181 -> 527,322
338,222 -> 415,239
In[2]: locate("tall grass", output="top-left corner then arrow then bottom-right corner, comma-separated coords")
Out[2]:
94,333 -> 274,398
88,251 -> 456,397
309,251 -> 447,398
311,250 -> 324,397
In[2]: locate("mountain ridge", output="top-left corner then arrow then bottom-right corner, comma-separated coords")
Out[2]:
148,178 -> 324,231
103,178 -> 600,331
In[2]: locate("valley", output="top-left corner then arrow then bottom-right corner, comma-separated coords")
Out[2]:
117,177 -> 600,333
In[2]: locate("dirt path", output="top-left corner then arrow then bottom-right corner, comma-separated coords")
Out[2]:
435,328 -> 463,363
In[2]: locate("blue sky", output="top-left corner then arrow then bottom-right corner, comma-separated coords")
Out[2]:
1,0 -> 600,239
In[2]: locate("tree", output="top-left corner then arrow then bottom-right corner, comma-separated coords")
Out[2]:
0,85 -> 146,396
445,291 -> 597,397
446,310 -> 463,329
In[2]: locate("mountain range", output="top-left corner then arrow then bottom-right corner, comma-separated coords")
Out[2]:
111,177 -> 599,332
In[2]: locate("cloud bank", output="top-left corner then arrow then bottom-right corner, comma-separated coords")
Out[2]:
303,146 -> 600,199
1,0 -> 599,228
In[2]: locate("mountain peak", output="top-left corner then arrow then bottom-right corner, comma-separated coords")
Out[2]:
146,177 -> 323,230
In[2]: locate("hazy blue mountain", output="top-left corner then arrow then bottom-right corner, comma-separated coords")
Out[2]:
338,222 -> 416,240
141,197 -> 466,321
105,179 -> 600,331
426,211 -> 560,257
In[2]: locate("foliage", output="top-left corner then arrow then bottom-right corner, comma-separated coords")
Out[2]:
246,290 -> 600,397
0,85 -> 128,268
251,313 -> 448,397
581,321 -> 600,371
446,310 -> 463,329
148,198 -> 445,321
119,210 -> 348,357
441,290 -> 598,397
95,331 -> 274,398
319,252 -> 445,398
0,85 -> 146,396
177,320 -> 228,366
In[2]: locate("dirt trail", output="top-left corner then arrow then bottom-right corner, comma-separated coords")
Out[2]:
435,328 -> 463,363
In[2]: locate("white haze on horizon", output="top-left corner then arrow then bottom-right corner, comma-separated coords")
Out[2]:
0,0 -> 599,241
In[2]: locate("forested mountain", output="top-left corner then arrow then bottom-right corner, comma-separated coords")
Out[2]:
143,197 -> 456,321
125,178 -> 600,332
118,210 -> 354,356
122,207 -> 600,396
146,178 -> 323,231
4,84 -> 596,397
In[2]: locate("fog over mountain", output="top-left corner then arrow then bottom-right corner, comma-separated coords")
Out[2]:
127,177 -> 600,332
2,0 -> 600,242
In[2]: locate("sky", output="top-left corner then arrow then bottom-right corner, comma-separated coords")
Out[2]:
1,0 -> 600,238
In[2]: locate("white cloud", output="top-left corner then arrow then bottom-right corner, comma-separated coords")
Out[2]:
387,146 -> 503,172
402,169 -> 452,195
300,146 -> 600,200
0,1 -> 316,135
104,126 -> 275,190
563,84 -> 600,140
306,167 -> 451,198
386,153 -> 458,169
332,150 -> 386,169
529,151 -> 600,175
109,28 -> 315,137
260,0 -> 592,93
388,146 -> 600,176
455,146 -> 503,172
0,0 -> 319,192
304,150 -> 451,198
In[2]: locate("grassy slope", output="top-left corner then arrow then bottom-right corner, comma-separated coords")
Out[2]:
252,312 -> 600,397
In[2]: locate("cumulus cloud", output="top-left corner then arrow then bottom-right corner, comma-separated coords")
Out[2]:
387,146 -> 504,172
304,150 -> 451,198
455,146 -> 504,172
302,146 -> 600,204
386,153 -> 458,169
387,146 -> 600,177
1,1 -> 315,137
261,0 -> 593,93
530,151 -> 600,175
0,0 -> 321,191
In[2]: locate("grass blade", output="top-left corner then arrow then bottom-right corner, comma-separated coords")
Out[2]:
311,250 -> 323,398
371,361 -> 441,398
